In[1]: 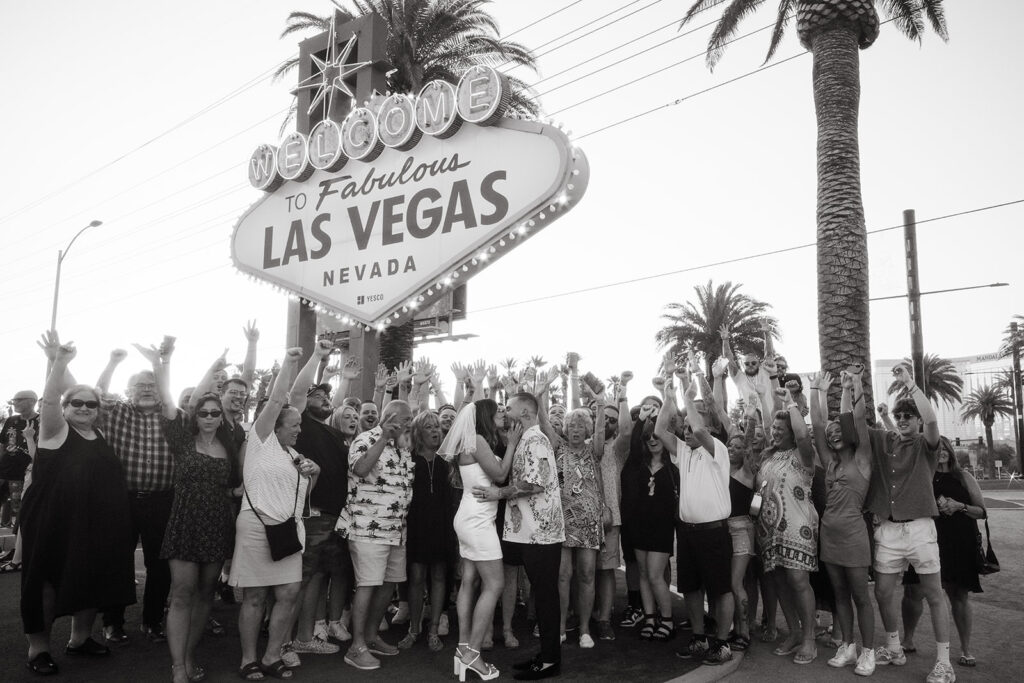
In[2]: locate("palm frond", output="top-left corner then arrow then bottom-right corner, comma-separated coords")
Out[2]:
681,0 -> 726,28
960,385 -> 1015,425
280,11 -> 332,38
272,55 -> 301,83
999,315 -> 1024,358
879,0 -> 925,42
705,0 -> 768,69
919,0 -> 950,40
763,0 -> 794,64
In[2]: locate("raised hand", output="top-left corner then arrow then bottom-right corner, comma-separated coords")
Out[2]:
384,372 -> 399,391
566,351 -> 580,369
55,342 -> 77,363
37,330 -> 62,361
396,360 -> 414,383
877,402 -> 889,418
110,348 -> 128,364
651,375 -> 666,392
342,357 -> 362,380
380,412 -> 403,440
242,320 -> 260,343
620,370 -> 634,386
719,324 -> 731,340
132,342 -> 163,365
712,356 -> 729,379
761,357 -> 777,375
486,364 -> 498,386
314,338 -> 334,359
284,347 -> 303,362
892,362 -> 915,389
638,404 -> 656,422
451,362 -> 468,383
375,363 -> 388,390
321,365 -> 340,383
413,358 -> 432,385
840,371 -> 854,390
759,318 -> 773,333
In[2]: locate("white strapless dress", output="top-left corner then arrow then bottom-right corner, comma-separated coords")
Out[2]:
454,462 -> 501,561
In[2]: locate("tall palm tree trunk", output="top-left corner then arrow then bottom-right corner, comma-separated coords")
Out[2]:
984,421 -> 995,478
811,23 -> 873,415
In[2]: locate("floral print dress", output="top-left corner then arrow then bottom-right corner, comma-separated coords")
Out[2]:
755,448 -> 818,572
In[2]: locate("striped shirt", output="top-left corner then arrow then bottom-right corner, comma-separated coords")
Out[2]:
98,401 -> 176,491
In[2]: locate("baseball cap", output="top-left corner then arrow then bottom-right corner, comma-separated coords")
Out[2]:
306,383 -> 332,398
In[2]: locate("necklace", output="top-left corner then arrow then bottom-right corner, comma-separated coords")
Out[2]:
425,454 -> 437,494
198,433 -> 216,450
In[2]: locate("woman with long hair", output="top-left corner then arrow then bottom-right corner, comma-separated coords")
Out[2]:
439,399 -> 520,681
809,370 -> 875,675
20,334 -> 135,676
755,388 -> 818,665
901,436 -> 987,668
399,411 -> 455,652
139,341 -> 238,683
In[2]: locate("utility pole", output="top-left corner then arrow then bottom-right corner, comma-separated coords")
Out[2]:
904,209 -> 926,392
1011,321 -> 1024,472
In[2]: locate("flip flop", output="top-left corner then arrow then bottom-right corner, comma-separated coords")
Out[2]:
959,655 -> 977,667
237,662 -> 263,681
0,561 -> 22,573
258,660 -> 293,679
793,648 -> 818,665
773,643 -> 800,656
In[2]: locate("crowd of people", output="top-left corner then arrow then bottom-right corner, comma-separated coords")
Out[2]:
0,321 -> 992,683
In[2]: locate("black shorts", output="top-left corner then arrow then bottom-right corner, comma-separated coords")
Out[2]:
675,521 -> 733,597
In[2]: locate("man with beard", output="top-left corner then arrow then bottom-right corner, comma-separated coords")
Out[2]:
95,347 -> 177,644
286,339 -> 351,657
358,400 -> 380,434
721,322 -> 779,420
437,404 -> 458,437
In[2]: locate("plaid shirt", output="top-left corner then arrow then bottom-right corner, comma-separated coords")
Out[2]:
98,400 -> 176,492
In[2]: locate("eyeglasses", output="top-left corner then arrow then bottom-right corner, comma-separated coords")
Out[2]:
892,412 -> 916,421
68,399 -> 99,409
197,410 -> 223,418
134,383 -> 157,391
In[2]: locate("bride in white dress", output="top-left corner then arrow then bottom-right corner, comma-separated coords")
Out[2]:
439,399 -> 520,681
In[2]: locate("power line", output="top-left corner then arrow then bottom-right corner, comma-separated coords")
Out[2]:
465,199 -> 1024,315
503,0 -> 588,39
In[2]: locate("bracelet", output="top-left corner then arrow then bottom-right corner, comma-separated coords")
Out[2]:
786,402 -> 798,410
769,375 -> 778,380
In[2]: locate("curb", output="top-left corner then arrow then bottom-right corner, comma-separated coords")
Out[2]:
665,651 -> 743,683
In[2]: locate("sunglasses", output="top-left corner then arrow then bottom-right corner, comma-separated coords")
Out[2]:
892,412 -> 916,421
743,361 -> 759,367
68,399 -> 99,409
197,409 -> 223,418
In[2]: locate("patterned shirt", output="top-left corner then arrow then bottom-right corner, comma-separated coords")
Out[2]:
503,425 -> 565,545
98,401 -> 176,491
337,426 -> 415,546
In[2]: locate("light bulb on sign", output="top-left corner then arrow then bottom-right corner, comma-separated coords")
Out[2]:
517,225 -> 527,235
462,265 -> 469,272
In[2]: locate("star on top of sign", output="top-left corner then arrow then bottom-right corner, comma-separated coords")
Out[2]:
292,14 -> 371,116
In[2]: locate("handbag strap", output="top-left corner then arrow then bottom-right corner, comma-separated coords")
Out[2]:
984,518 -> 993,551
243,454 -> 301,527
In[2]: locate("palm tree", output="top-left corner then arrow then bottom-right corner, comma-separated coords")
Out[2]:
655,280 -> 777,378
886,353 -> 963,408
992,369 -> 1018,399
999,314 -> 1024,358
960,386 -> 1014,476
681,1 -> 949,410
274,0 -> 540,131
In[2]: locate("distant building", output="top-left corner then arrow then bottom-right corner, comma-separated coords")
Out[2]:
872,352 -> 1014,442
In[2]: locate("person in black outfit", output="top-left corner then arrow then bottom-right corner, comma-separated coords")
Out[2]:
21,334 -> 135,676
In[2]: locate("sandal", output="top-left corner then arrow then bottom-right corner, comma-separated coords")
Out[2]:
728,633 -> 751,651
639,615 -> 657,640
793,647 -> 818,665
0,561 -> 22,573
188,664 -> 207,682
27,652 -> 59,676
398,630 -> 419,650
237,662 -> 264,681
651,617 -> 676,641
428,632 -> 444,652
958,654 -> 977,667
206,617 -> 225,636
258,660 -> 293,679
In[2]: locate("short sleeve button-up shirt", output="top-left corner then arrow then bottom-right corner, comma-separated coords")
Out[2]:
98,401 -> 176,492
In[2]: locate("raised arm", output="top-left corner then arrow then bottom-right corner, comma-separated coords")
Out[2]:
760,319 -> 776,361
719,325 -> 739,375
567,352 -> 581,409
680,371 -> 715,454
536,381 -> 564,448
38,335 -> 77,443
433,366 -> 450,407
592,393 -> 606,458
191,350 -> 230,410
877,402 -> 896,433
784,385 -> 815,468
290,339 -> 334,412
614,371 -> 634,460
372,363 -> 387,409
241,320 -> 259,386
808,372 -> 832,468
451,363 -> 468,407
96,347 -> 126,394
653,380 -> 678,457
893,362 -> 939,448
850,368 -> 873,479
333,357 -> 361,407
253,348 -> 302,441
136,340 -> 178,420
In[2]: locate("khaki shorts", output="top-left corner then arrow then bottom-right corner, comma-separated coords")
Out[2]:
599,526 -> 622,570
349,540 -> 407,587
727,516 -> 755,557
873,518 -> 940,575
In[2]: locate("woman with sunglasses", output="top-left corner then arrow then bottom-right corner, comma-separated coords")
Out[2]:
20,334 -> 135,676
619,403 -> 679,643
136,341 -> 238,683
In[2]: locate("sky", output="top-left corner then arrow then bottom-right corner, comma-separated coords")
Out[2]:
0,0 -> 1021,406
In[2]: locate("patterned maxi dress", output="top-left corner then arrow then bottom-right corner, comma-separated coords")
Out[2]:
556,442 -> 604,550
755,448 -> 818,572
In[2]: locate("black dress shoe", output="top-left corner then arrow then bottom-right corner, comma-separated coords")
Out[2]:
103,625 -> 129,644
27,652 -> 59,675
66,637 -> 111,656
513,661 -> 561,680
512,655 -> 541,671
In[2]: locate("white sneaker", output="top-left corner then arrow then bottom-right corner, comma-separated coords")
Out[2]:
854,647 -> 876,676
329,620 -> 352,642
828,643 -> 858,668
280,642 -> 302,668
391,602 -> 410,625
926,661 -> 956,683
438,613 -> 449,636
291,638 -> 340,655
579,634 -> 595,649
313,619 -> 328,641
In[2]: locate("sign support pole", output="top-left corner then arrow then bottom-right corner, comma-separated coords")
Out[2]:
904,209 -> 926,392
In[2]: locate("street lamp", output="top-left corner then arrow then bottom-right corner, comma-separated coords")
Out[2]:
50,219 -> 103,330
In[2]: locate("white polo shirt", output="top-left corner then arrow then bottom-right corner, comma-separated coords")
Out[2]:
676,435 -> 731,523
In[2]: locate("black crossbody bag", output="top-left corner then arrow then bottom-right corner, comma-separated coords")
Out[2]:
243,471 -> 302,562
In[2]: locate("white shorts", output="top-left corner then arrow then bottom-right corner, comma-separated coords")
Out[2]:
350,540 -> 407,587
873,518 -> 940,575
